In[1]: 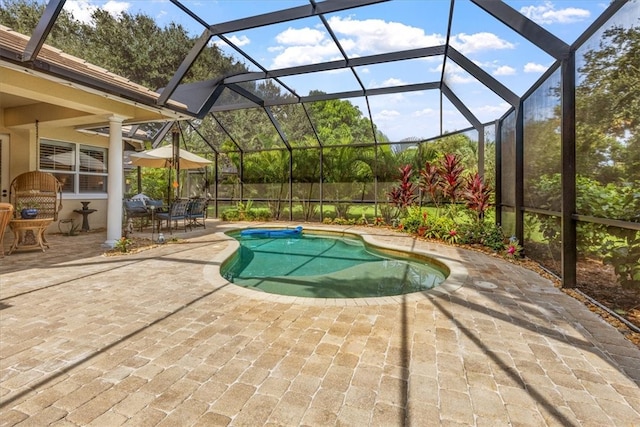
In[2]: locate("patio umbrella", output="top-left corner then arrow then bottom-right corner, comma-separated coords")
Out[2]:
129,145 -> 212,169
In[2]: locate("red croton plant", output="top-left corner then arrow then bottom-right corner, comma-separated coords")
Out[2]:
439,152 -> 465,204
387,164 -> 418,215
388,153 -> 493,224
464,172 -> 492,222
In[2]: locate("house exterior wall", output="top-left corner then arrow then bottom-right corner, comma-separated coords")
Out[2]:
1,121 -> 112,231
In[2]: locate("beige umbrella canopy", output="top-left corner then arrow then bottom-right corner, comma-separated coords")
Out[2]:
130,144 -> 211,204
129,145 -> 212,169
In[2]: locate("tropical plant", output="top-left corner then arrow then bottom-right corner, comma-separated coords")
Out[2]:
399,206 -> 424,234
503,236 -> 523,259
482,224 -> 507,252
464,172 -> 492,222
387,164 -> 418,217
419,161 -> 442,210
439,153 -> 465,204
603,235 -> 640,289
442,228 -> 460,244
236,200 -> 254,221
531,173 -> 640,288
114,237 -> 133,253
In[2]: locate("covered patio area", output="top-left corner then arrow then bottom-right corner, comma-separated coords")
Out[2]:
1,222 -> 639,425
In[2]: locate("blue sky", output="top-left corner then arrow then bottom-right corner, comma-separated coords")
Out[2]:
61,0 -> 619,141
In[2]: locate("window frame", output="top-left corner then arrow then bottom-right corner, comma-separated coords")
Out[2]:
38,138 -> 109,197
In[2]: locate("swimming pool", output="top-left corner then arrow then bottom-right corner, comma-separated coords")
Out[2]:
221,228 -> 449,298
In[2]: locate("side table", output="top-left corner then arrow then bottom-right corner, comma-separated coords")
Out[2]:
8,218 -> 53,254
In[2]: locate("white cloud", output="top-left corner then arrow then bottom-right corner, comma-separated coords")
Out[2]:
326,15 -> 444,54
476,103 -> 511,115
269,15 -> 449,68
64,0 -> 130,25
226,35 -> 251,47
271,43 -> 342,68
63,0 -> 99,24
214,35 -> 251,49
102,1 -> 130,17
276,27 -> 325,45
429,63 -> 443,74
270,25 -> 344,68
493,65 -> 516,76
440,62 -> 476,84
524,62 -> 548,73
374,110 -> 401,122
450,32 -> 515,54
372,77 -> 407,88
520,1 -> 590,25
413,108 -> 436,118
445,73 -> 476,84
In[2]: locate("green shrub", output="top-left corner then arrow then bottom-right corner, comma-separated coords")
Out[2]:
333,217 -> 350,225
221,209 -> 240,221
458,221 -> 486,245
531,174 -> 640,288
400,207 -> 424,234
247,208 -> 272,221
482,224 -> 506,252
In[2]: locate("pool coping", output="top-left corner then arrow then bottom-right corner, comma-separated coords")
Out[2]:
205,224 -> 468,306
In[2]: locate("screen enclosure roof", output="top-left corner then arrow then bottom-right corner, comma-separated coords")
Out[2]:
0,0 -> 617,149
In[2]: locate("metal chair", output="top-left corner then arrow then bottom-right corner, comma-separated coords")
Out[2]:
123,199 -> 149,231
186,198 -> 208,228
155,199 -> 190,234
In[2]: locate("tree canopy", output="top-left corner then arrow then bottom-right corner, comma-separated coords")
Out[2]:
0,0 -> 245,90
576,23 -> 640,183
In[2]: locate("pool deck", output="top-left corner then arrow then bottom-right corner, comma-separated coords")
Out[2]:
1,221 -> 639,426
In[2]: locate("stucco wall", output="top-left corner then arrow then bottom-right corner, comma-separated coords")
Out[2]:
4,124 -> 113,232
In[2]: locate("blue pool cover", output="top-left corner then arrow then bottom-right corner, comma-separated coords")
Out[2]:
240,226 -> 303,238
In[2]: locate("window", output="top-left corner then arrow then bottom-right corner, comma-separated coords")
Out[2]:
39,139 -> 108,194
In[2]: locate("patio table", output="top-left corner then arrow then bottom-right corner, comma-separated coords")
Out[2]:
8,218 -> 53,254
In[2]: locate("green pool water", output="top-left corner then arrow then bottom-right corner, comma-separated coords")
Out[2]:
221,230 -> 448,298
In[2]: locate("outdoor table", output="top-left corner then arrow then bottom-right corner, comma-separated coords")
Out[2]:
8,218 -> 53,254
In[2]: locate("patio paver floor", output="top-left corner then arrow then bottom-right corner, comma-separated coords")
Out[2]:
1,221 -> 639,426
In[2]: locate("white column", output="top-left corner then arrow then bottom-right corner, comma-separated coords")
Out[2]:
104,115 -> 125,248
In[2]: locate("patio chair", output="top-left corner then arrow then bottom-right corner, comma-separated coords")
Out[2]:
155,199 -> 190,234
123,199 -> 149,231
186,198 -> 208,228
0,203 -> 14,257
144,199 -> 165,232
146,199 -> 165,211
10,171 -> 63,220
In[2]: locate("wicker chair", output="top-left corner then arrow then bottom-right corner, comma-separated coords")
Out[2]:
10,171 -> 63,220
0,202 -> 14,257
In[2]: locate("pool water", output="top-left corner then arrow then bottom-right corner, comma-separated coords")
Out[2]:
221,231 -> 448,298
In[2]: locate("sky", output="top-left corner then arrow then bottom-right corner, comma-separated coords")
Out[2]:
59,0 -> 623,142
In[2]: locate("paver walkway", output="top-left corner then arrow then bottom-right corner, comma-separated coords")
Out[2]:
1,221 -> 639,426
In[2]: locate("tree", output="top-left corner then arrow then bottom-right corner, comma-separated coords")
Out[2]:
0,0 -> 246,90
0,0 -> 46,35
577,23 -> 640,182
